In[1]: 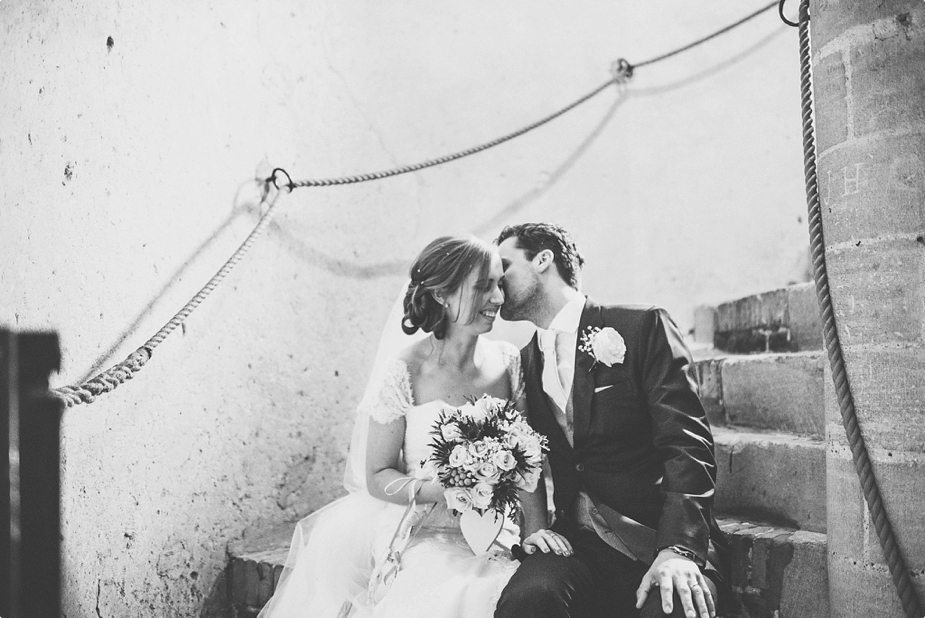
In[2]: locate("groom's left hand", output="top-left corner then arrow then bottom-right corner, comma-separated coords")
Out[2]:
635,550 -> 715,618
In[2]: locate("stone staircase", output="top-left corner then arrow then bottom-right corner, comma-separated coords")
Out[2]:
694,282 -> 828,616
226,282 -> 829,617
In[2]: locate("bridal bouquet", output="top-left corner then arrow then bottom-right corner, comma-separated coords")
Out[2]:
425,394 -> 547,552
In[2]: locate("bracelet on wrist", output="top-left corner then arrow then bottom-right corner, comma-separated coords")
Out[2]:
656,544 -> 704,567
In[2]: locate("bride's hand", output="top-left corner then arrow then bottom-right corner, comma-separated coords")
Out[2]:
522,529 -> 573,557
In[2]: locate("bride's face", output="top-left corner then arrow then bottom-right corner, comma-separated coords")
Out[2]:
444,252 -> 505,336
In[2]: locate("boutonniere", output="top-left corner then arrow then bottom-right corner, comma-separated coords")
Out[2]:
579,326 -> 626,368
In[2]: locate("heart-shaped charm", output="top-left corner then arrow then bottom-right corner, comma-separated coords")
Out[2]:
459,509 -> 503,555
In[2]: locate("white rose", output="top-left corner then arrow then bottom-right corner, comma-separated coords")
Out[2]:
448,444 -> 468,468
493,450 -> 517,471
591,327 -> 626,366
521,437 -> 542,461
441,422 -> 463,442
467,396 -> 494,423
444,487 -> 474,512
468,441 -> 490,459
471,482 -> 495,510
476,461 -> 501,482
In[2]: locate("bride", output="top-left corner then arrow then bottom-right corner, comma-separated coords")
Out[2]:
259,235 -> 572,617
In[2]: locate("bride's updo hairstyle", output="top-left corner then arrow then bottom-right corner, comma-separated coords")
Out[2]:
402,235 -> 493,339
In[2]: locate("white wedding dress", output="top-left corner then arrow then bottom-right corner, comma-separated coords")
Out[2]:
259,340 -> 524,617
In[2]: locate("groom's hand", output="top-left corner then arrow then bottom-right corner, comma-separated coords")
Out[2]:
635,550 -> 715,618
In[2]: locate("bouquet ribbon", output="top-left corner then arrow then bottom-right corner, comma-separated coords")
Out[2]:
367,478 -> 435,604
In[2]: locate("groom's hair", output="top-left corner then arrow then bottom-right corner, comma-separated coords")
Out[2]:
496,223 -> 584,288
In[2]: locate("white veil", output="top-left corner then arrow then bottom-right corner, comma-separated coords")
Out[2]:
343,280 -> 427,493
259,281 -> 426,617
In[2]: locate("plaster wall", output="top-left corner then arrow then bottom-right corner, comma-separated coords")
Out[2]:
0,1 -> 808,614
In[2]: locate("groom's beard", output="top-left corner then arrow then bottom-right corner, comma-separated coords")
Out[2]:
500,282 -> 543,323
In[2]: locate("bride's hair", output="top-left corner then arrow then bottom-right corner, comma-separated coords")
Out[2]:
402,235 -> 493,339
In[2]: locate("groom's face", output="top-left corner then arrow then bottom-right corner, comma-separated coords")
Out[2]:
497,237 -> 543,323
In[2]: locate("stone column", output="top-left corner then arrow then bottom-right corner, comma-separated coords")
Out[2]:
811,1 -> 925,615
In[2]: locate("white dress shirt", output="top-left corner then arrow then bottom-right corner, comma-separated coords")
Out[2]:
539,292 -> 585,441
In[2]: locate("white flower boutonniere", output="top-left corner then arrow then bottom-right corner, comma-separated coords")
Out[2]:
579,326 -> 626,367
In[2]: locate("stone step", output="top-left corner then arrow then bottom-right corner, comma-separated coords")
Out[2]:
226,517 -> 828,618
714,427 -> 826,534
694,282 -> 822,353
227,523 -> 292,617
693,351 -> 825,438
718,518 -> 829,618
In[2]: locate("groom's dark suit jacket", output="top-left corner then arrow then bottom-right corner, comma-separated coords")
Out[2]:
522,298 -> 726,569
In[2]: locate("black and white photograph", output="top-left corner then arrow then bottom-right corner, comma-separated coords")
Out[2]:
2,1 -> 923,616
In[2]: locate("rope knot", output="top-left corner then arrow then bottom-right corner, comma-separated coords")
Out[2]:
268,168 -> 294,194
610,58 -> 634,81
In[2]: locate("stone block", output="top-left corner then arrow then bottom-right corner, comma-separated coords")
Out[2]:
818,137 -> 925,245
813,52 -> 849,154
240,559 -> 260,607
691,357 -> 725,428
691,352 -> 824,437
827,445 -> 925,567
228,524 -> 293,614
714,428 -> 826,533
718,518 -> 828,618
826,239 -> 924,347
848,22 -> 925,139
721,352 -> 824,437
827,555 -> 906,617
779,531 -> 830,618
810,0 -> 918,52
785,284 -> 822,353
835,343 -> 925,449
713,284 -> 821,353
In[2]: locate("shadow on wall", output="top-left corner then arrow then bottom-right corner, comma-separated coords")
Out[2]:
632,25 -> 787,98
77,89 -> 626,384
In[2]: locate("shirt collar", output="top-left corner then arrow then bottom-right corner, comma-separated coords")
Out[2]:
547,292 -> 586,334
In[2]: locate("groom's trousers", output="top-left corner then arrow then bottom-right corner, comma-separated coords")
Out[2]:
495,526 -> 719,618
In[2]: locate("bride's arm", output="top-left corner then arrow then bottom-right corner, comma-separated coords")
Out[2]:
366,417 -> 444,505
518,477 -> 549,538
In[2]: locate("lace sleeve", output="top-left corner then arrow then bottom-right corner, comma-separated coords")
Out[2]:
499,341 -> 524,399
360,359 -> 414,424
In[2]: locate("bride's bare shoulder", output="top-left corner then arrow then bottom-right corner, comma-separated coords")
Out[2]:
482,337 -> 519,361
395,337 -> 432,374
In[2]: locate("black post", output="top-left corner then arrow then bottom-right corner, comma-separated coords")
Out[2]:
1,329 -> 63,618
1,330 -> 13,617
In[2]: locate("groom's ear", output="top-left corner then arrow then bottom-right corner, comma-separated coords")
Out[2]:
533,249 -> 555,274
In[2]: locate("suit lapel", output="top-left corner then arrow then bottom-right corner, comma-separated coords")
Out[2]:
572,297 -> 603,445
524,333 -> 574,456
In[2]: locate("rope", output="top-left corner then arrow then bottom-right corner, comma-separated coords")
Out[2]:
53,2 -> 784,408
51,185 -> 283,407
791,2 -> 923,615
275,2 -> 780,191
632,0 -> 779,70
275,74 -> 629,191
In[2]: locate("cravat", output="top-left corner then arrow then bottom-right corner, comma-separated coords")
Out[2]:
539,329 -> 569,412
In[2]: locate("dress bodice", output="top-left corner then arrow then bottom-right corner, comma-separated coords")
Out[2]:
363,340 -> 523,528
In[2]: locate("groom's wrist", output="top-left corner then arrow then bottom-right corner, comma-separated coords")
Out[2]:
655,544 -> 705,568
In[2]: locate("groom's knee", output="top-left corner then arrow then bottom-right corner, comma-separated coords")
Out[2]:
495,554 -> 594,618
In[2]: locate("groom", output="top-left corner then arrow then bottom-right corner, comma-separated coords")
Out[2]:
494,223 -> 727,618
